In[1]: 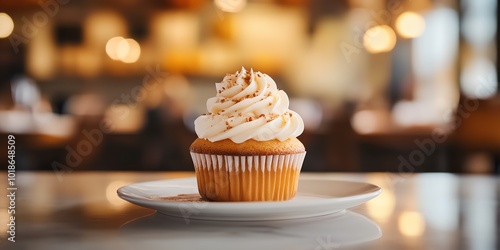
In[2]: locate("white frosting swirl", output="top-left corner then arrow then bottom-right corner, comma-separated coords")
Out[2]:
194,67 -> 304,143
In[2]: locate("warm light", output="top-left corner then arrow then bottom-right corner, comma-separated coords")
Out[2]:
105,36 -> 124,60
104,104 -> 145,133
119,38 -> 141,63
106,37 -> 141,63
396,12 -> 426,39
352,110 -> 378,134
232,5 -> 306,70
215,0 -> 246,13
398,211 -> 425,237
197,42 -> 238,76
26,24 -> 56,79
116,39 -> 130,60
366,186 -> 395,221
106,181 -> 130,208
152,12 -> 199,49
84,11 -> 127,46
351,110 -> 383,134
363,25 -> 396,54
0,13 -> 14,38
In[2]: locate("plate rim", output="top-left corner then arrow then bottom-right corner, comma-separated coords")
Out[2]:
117,177 -> 381,207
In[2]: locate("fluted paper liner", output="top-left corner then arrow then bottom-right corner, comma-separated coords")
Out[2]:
190,152 -> 306,201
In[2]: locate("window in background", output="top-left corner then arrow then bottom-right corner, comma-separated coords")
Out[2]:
460,0 -> 497,99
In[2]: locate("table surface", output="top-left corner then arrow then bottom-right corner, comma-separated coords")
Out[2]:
0,172 -> 498,250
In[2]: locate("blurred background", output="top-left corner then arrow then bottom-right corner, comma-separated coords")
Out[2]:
0,0 -> 498,173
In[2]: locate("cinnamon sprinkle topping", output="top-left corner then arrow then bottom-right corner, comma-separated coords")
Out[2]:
242,70 -> 251,84
159,194 -> 206,202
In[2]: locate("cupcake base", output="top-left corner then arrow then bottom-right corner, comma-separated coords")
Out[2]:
190,153 -> 306,201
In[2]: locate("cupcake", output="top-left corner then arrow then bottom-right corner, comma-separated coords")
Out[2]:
190,67 -> 305,201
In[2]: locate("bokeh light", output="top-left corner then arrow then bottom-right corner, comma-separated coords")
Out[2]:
398,211 -> 426,237
396,12 -> 426,39
351,110 -> 380,134
116,38 -> 131,60
84,11 -> 127,46
460,58 -> 497,99
0,13 -> 14,38
365,186 -> 396,221
105,181 -> 130,208
105,36 -> 124,60
363,25 -> 397,54
215,0 -> 247,13
119,38 -> 141,63
105,37 -> 141,63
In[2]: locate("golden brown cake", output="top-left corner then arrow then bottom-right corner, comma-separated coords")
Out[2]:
190,138 -> 305,155
190,67 -> 306,201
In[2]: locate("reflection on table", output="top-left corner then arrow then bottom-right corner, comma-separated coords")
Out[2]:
121,211 -> 380,250
0,172 -> 497,249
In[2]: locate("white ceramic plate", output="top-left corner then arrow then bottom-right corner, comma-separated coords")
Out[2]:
117,177 -> 381,221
